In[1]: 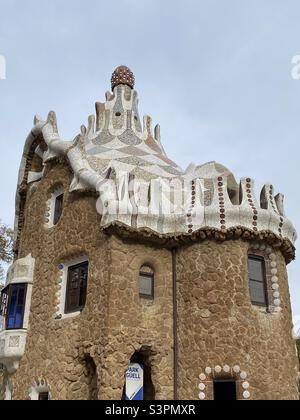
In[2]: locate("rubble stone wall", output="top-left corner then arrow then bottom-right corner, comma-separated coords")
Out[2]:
1,161 -> 298,400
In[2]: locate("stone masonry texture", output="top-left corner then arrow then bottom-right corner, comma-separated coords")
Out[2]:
0,160 -> 299,400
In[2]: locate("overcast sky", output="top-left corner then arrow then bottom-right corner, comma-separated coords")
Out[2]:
0,0 -> 299,328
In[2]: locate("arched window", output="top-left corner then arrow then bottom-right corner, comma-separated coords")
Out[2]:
139,266 -> 154,299
46,185 -> 64,228
29,379 -> 50,400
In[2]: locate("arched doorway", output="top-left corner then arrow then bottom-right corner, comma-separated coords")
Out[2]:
122,349 -> 155,400
82,355 -> 98,400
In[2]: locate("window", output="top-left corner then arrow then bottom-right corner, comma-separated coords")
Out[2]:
65,262 -> 89,314
139,267 -> 154,299
38,392 -> 49,401
46,186 -> 64,228
53,193 -> 64,226
213,380 -> 237,401
0,284 -> 27,330
248,255 -> 268,307
29,380 -> 50,400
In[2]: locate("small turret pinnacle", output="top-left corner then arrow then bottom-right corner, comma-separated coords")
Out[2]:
111,65 -> 135,90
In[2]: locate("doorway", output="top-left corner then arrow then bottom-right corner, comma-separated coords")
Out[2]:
213,380 -> 237,401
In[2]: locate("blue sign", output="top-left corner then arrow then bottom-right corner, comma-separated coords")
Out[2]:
125,363 -> 144,400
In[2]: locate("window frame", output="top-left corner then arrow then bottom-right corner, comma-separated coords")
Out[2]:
139,270 -> 154,300
64,261 -> 89,315
0,283 -> 27,330
53,193 -> 64,226
248,254 -> 269,308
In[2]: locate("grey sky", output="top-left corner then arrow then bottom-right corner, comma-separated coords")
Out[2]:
0,0 -> 299,324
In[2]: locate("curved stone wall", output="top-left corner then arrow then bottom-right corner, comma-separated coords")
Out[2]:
176,240 -> 299,400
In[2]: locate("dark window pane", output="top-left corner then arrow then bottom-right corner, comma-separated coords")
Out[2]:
17,287 -> 26,305
9,289 -> 17,315
7,317 -> 15,329
65,262 -> 89,314
38,392 -> 49,401
249,280 -> 267,305
248,256 -> 267,307
139,273 -> 154,298
53,194 -> 64,226
248,257 -> 264,281
15,306 -> 24,328
214,381 -> 237,401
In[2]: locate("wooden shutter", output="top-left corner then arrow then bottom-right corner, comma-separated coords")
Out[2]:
65,262 -> 89,314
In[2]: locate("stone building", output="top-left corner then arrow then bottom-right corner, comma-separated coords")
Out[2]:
0,66 -> 299,400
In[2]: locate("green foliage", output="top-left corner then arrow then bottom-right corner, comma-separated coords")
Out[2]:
0,220 -> 14,283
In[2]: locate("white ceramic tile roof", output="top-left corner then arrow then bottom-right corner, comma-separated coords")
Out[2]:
15,71 -> 297,248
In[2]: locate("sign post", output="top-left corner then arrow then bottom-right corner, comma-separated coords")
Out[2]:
125,363 -> 144,400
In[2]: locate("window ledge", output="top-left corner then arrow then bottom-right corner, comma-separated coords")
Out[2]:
54,310 -> 81,321
0,329 -> 27,373
252,305 -> 281,315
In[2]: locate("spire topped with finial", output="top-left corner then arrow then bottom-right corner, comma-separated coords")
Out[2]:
111,65 -> 135,90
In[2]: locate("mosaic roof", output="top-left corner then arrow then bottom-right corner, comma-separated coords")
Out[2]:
16,67 -> 297,247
